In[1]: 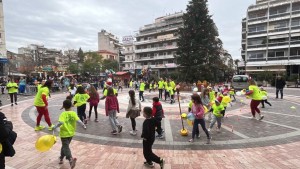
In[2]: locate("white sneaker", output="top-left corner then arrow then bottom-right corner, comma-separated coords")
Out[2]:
207,128 -> 211,132
130,130 -> 137,136
251,116 -> 256,120
258,114 -> 264,121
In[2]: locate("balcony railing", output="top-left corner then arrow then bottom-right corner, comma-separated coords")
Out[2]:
248,30 -> 267,36
122,50 -> 134,54
289,55 -> 300,59
292,10 -> 300,15
135,36 -> 178,45
135,46 -> 178,53
248,16 -> 267,22
269,11 -> 290,19
268,41 -> 289,47
267,56 -> 288,61
135,55 -> 175,61
268,27 -> 289,33
247,58 -> 266,62
247,44 -> 266,49
291,25 -> 300,30
290,40 -> 300,45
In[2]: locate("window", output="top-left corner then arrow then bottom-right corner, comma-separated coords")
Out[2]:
248,52 -> 264,59
292,4 -> 300,11
292,19 -> 300,26
275,21 -> 289,28
256,67 -> 262,69
232,76 -> 248,82
248,25 -> 266,32
270,7 -> 288,15
268,51 -> 285,57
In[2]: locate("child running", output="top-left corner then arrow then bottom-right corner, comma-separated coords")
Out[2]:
126,90 -> 141,135
73,86 -> 90,124
53,99 -> 87,168
152,97 -> 164,139
105,87 -> 122,135
260,87 -> 272,108
88,86 -> 100,122
141,106 -> 165,169
189,94 -> 211,143
208,100 -> 224,132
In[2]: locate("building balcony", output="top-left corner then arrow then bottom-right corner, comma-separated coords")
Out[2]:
248,16 -> 267,22
268,27 -> 289,33
122,50 -> 134,54
289,55 -> 300,60
269,12 -> 290,19
135,36 -> 178,45
291,25 -> 300,30
247,44 -> 266,49
135,63 -> 177,69
290,40 -> 300,45
135,46 -> 178,53
248,4 -> 268,12
122,59 -> 134,63
292,9 -> 300,15
268,41 -> 289,47
248,30 -> 267,36
267,56 -> 288,61
136,26 -> 181,37
247,58 -> 266,62
135,55 -> 175,61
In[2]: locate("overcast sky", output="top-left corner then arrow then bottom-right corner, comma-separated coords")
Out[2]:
3,0 -> 254,59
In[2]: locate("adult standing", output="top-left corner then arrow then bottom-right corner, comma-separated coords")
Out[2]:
246,79 -> 264,120
34,80 -> 55,131
6,79 -> 18,106
158,78 -> 164,99
139,80 -> 145,102
275,76 -> 286,99
19,77 -> 26,94
126,90 -> 141,135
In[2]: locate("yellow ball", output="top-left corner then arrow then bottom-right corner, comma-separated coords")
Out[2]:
35,135 -> 57,152
187,119 -> 193,126
223,96 -> 231,104
180,129 -> 188,136
181,113 -> 187,119
203,106 -> 208,114
0,143 -> 2,153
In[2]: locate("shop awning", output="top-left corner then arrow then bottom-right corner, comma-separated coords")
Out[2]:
115,71 -> 128,76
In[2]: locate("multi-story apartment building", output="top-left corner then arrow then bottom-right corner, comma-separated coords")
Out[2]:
122,36 -> 135,73
134,12 -> 183,76
242,0 -> 300,78
98,29 -> 123,61
0,0 -> 7,76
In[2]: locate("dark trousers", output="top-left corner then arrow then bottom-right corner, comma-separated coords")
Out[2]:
261,100 -> 271,107
77,104 -> 87,122
130,117 -> 136,131
118,86 -> 122,92
170,95 -> 174,103
192,118 -> 210,139
1,87 -> 4,94
88,104 -> 98,119
139,91 -> 144,101
164,91 -> 169,101
60,137 -> 73,161
9,93 -> 17,104
143,139 -> 161,164
250,100 -> 261,117
155,117 -> 163,135
276,88 -> 283,99
0,151 -> 5,169
158,89 -> 163,99
230,94 -> 236,101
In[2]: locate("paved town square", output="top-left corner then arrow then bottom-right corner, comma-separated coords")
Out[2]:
0,87 -> 299,169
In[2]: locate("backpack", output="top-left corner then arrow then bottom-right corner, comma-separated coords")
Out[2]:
2,120 -> 17,157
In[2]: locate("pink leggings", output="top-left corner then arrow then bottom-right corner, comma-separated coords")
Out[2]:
250,100 -> 261,117
36,106 -> 52,126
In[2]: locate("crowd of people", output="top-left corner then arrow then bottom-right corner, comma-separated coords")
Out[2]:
0,74 -> 287,169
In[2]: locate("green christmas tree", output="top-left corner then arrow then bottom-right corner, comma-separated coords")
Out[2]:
176,0 -> 223,82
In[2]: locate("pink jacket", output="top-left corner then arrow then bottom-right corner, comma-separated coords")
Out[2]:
105,96 -> 119,116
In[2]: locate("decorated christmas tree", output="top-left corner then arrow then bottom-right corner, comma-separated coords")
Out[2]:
176,0 -> 223,82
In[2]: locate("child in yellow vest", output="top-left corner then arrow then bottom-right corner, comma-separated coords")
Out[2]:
260,87 -> 272,108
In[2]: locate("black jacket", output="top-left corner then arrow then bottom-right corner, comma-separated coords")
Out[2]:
276,79 -> 286,89
141,118 -> 156,141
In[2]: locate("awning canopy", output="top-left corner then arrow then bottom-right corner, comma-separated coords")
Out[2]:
115,71 -> 128,76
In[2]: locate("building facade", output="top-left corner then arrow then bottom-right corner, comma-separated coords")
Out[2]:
98,29 -> 122,61
134,12 -> 183,76
122,36 -> 135,74
242,0 -> 300,78
0,0 -> 7,76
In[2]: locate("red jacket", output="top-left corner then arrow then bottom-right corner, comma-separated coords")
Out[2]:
105,96 -> 119,116
89,93 -> 99,106
152,102 -> 164,118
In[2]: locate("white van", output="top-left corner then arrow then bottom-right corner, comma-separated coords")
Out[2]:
231,75 -> 249,90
